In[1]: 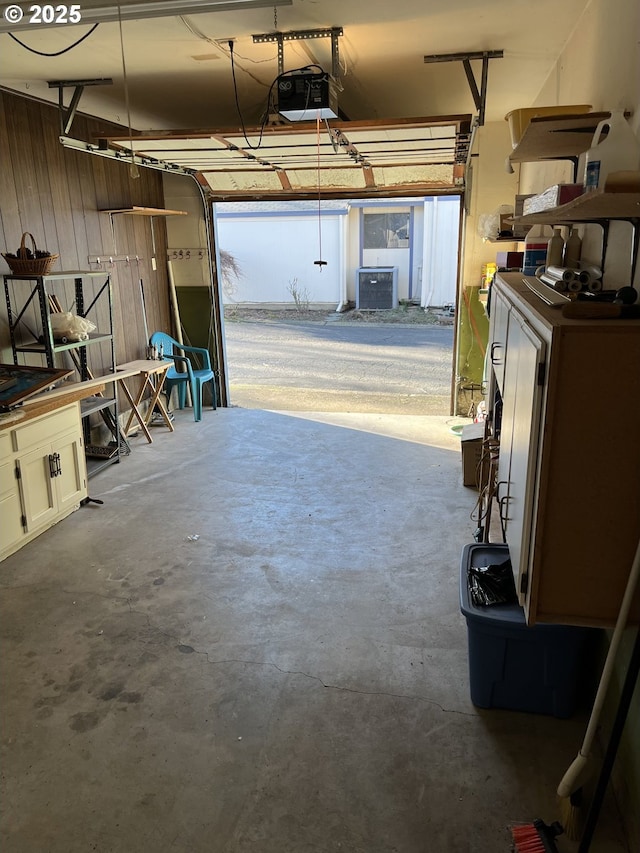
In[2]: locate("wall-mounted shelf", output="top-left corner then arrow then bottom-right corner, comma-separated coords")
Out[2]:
508,111 -> 612,165
511,191 -> 640,226
509,191 -> 640,283
100,207 -> 187,216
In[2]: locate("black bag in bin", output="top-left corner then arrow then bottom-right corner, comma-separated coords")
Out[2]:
467,558 -> 518,607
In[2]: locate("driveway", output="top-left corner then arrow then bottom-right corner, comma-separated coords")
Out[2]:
223,317 -> 454,414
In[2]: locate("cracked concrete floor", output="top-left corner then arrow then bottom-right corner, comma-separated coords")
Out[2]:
0,408 -> 630,853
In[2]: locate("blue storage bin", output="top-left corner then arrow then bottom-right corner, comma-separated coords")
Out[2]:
459,543 -> 593,718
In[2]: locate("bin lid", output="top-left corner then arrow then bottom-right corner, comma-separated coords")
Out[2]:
459,543 -> 526,625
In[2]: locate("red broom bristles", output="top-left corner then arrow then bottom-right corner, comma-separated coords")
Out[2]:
511,819 -> 563,853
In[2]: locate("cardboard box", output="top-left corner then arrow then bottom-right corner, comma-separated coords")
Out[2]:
496,251 -> 524,269
513,194 -> 535,239
523,184 -> 584,214
461,422 -> 487,488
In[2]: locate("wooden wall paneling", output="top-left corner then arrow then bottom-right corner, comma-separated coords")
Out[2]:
0,91 -> 174,398
39,106 -> 81,270
27,100 -> 60,265
70,135 -> 114,371
62,147 -> 91,273
150,219 -> 171,335
87,153 -> 129,369
112,215 -> 143,361
103,159 -> 137,366
130,218 -> 151,350
4,97 -> 48,252
90,156 -> 119,259
74,121 -> 106,259
0,94 -> 24,258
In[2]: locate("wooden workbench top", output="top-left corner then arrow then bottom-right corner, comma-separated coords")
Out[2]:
1,380 -> 106,430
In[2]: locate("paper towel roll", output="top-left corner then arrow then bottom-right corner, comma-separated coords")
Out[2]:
567,279 -> 583,292
546,265 -> 576,283
587,278 -> 603,292
540,273 -> 568,291
579,265 -> 604,284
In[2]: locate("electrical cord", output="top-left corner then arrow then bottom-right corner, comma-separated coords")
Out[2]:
7,24 -> 99,56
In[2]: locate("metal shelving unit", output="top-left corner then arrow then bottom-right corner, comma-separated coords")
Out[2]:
3,270 -> 122,477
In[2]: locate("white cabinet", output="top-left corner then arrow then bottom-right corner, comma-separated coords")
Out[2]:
0,457 -> 24,557
488,288 -> 510,392
487,273 -> 640,628
0,403 -> 87,562
495,313 -> 546,595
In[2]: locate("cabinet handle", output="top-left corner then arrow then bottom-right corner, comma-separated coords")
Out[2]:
498,494 -> 512,522
490,342 -> 502,364
496,480 -> 508,500
48,453 -> 62,478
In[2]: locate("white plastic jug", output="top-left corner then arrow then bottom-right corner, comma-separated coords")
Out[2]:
523,225 -> 551,276
583,111 -> 640,192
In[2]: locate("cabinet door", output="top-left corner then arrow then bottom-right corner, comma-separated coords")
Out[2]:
0,460 -> 25,556
17,449 -> 57,533
498,315 -> 546,600
54,430 -> 86,511
488,289 -> 510,393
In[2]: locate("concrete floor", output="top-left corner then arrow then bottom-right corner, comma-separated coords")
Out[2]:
0,408 -> 630,853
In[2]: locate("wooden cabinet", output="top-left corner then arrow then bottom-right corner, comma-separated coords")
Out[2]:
487,273 -> 640,628
0,403 -> 87,562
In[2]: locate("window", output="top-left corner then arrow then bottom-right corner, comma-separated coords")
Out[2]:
363,212 -> 410,249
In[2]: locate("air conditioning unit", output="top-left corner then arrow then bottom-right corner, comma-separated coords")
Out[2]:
356,267 -> 398,310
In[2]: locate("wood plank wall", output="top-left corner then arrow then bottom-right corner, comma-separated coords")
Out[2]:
0,89 -> 176,378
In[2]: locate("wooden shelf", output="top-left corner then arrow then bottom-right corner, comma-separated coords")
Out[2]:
5,270 -> 108,280
100,207 -> 188,216
508,111 -> 612,164
510,190 -> 640,226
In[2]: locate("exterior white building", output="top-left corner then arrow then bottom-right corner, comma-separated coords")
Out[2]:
214,196 -> 460,310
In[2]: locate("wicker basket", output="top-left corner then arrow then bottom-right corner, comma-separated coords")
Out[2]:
2,232 -> 59,276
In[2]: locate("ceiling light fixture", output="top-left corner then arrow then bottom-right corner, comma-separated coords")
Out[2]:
0,0 -> 292,32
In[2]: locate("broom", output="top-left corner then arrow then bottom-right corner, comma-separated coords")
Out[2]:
556,530 -> 640,839
511,530 -> 640,849
511,819 -> 563,852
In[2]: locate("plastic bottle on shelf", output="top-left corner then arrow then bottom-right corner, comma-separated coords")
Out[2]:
563,227 -> 582,269
546,229 -> 564,267
583,111 -> 640,193
523,224 -> 552,276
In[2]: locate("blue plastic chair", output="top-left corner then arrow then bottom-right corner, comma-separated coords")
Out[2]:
149,331 -> 216,421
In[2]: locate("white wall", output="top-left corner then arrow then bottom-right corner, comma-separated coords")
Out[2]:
421,197 -> 460,308
519,0 -> 640,289
216,212 -> 343,306
461,121 -> 521,289
346,199 -> 460,307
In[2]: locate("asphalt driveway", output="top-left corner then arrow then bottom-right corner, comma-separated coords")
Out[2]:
223,317 -> 454,414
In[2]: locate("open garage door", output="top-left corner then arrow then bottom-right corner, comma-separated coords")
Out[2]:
97,115 -> 470,406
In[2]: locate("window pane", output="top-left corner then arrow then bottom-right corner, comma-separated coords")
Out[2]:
363,212 -> 410,249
